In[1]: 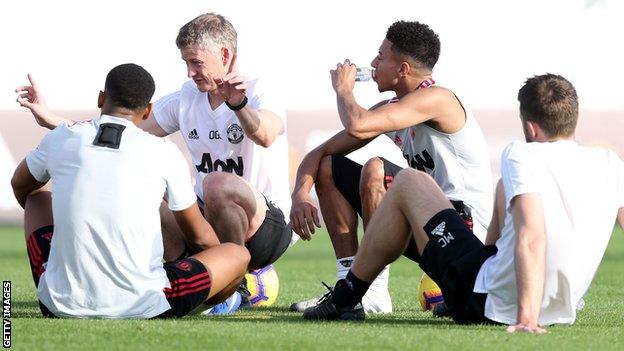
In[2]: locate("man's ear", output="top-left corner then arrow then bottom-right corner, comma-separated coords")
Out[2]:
221,46 -> 230,67
97,91 -> 105,108
525,120 -> 539,141
142,103 -> 153,121
399,61 -> 411,78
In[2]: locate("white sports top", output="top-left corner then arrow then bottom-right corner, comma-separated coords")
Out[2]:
153,78 -> 291,214
385,93 -> 493,241
474,140 -> 624,325
27,115 -> 197,318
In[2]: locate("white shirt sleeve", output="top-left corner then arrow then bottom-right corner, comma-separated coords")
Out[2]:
162,142 -> 197,211
248,78 -> 287,125
152,91 -> 182,134
25,131 -> 56,182
500,141 -> 540,208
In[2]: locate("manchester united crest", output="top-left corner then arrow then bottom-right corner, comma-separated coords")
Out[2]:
227,124 -> 244,144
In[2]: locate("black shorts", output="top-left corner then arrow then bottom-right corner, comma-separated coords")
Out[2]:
419,209 -> 497,324
196,195 -> 291,270
331,154 -> 474,262
245,197 -> 292,270
156,257 -> 212,318
27,226 -> 211,319
26,226 -> 57,318
331,154 -> 402,216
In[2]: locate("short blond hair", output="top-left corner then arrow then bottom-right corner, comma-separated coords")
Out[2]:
176,13 -> 237,52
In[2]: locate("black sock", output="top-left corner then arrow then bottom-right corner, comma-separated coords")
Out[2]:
332,271 -> 371,309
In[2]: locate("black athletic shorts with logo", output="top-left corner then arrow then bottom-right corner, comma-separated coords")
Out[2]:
420,209 -> 497,324
156,257 -> 211,318
196,195 -> 292,270
245,197 -> 292,270
331,154 -> 475,262
26,226 -> 211,319
25,225 -> 57,318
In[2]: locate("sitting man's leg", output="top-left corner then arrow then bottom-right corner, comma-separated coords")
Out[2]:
22,186 -> 57,318
161,199 -> 211,262
202,172 -> 291,270
291,155 -> 395,313
304,169 -> 493,322
159,243 -> 250,318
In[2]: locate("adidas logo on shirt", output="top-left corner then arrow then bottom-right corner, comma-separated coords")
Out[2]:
188,129 -> 199,140
431,222 -> 446,236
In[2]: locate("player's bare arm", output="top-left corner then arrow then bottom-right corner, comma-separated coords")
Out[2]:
617,207 -> 624,230
10,160 -> 47,208
15,74 -> 70,130
289,98 -> 388,240
330,60 -> 463,139
290,99 -> 387,239
172,203 -> 220,251
216,54 -> 283,148
507,192 -> 547,334
290,130 -> 372,240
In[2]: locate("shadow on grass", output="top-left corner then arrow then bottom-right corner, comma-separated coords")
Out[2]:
188,309 -> 459,327
11,300 -> 42,318
11,300 -> 494,330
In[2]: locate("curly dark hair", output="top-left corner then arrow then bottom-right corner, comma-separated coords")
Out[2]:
104,63 -> 155,111
518,73 -> 578,137
386,21 -> 440,70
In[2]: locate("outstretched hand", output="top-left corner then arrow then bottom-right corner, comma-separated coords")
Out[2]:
15,74 -> 59,129
289,194 -> 321,241
215,53 -> 247,106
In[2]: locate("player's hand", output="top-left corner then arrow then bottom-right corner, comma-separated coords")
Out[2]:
215,53 -> 247,107
330,59 -> 357,94
289,194 -> 321,241
15,74 -> 58,129
506,324 -> 547,334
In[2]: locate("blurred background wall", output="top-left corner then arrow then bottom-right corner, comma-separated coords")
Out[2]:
1,0 -> 622,222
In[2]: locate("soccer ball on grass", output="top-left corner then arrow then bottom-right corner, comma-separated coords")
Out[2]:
418,273 -> 444,311
245,264 -> 279,307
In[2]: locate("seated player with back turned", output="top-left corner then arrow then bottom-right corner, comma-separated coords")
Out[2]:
11,64 -> 250,318
303,74 -> 624,333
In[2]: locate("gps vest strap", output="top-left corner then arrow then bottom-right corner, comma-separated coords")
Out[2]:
93,123 -> 126,149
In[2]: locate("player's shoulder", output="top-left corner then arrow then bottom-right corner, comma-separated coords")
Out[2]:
501,140 -> 532,160
401,85 -> 458,108
135,129 -> 182,156
411,85 -> 453,97
578,144 -> 622,166
174,80 -> 200,98
59,118 -> 98,135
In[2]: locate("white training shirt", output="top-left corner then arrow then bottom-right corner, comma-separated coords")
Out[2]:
385,99 -> 493,241
474,140 -> 624,326
27,115 -> 197,319
152,78 -> 291,214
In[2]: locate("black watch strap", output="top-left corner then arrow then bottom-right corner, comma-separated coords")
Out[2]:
225,96 -> 248,111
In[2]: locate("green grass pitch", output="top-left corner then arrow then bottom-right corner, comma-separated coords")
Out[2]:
1,225 -> 623,350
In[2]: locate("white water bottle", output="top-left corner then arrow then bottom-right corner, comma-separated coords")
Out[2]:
356,67 -> 373,82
